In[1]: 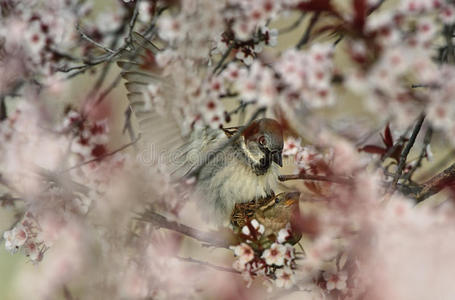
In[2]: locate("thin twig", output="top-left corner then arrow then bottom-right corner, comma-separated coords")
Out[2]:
417,149 -> 455,181
77,25 -> 115,54
379,118 -> 419,164
123,106 -> 137,143
442,25 -> 455,63
61,135 -> 140,173
136,209 -> 230,248
89,4 -> 160,106
278,174 -> 352,185
176,256 -> 240,274
278,12 -> 306,35
220,92 -> 239,98
296,12 -> 321,49
411,83 -> 440,89
227,101 -> 252,117
332,0 -> 385,47
62,285 -> 74,300
213,43 -> 235,75
127,1 -> 140,45
402,126 -> 432,182
0,193 -> 22,207
367,0 -> 385,14
387,114 -> 425,194
0,97 -> 6,121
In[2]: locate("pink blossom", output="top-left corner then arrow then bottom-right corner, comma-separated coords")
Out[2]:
277,226 -> 291,243
231,243 -> 255,266
3,227 -> 28,253
158,15 -> 185,43
275,267 -> 295,289
323,270 -> 348,292
282,137 -> 302,157
262,243 -> 286,266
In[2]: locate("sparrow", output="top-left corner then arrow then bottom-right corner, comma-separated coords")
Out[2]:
188,118 -> 284,223
117,33 -> 284,225
231,192 -> 302,244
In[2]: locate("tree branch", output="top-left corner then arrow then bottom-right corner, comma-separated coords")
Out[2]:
136,209 -> 231,248
61,135 -> 140,173
77,24 -> 115,54
387,114 -> 425,194
278,174 -> 352,185
296,12 -> 321,49
176,256 -> 240,274
402,126 -> 432,182
415,163 -> 455,203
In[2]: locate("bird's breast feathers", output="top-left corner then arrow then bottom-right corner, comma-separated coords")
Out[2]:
212,158 -> 279,203
196,150 -> 279,222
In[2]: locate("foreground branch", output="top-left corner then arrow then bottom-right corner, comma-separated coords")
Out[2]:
278,174 -> 352,185
415,163 -> 455,203
136,209 -> 230,248
176,256 -> 239,274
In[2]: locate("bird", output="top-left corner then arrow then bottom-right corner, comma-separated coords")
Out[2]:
231,192 -> 302,244
117,33 -> 284,225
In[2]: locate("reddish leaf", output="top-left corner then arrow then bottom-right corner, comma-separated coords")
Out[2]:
297,0 -> 333,12
383,123 -> 394,147
353,0 -> 367,31
359,145 -> 387,155
390,145 -> 404,163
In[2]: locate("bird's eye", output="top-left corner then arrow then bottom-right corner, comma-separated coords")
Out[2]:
258,136 -> 266,145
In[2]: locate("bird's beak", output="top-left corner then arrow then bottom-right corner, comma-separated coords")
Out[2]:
284,198 -> 297,207
272,151 -> 282,167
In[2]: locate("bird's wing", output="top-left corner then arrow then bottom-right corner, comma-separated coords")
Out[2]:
117,32 -> 187,172
221,126 -> 242,137
118,33 -> 232,178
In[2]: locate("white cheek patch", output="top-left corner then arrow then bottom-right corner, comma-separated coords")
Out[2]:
239,137 -> 263,165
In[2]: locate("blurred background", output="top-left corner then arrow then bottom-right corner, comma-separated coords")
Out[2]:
1,0 -> 454,299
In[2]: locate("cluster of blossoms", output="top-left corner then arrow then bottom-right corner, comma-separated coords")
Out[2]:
276,44 -> 336,109
79,4 -> 128,54
425,66 -> 455,146
3,212 -> 47,263
283,136 -> 334,193
157,0 -> 224,60
137,49 -> 228,130
0,102 -> 125,263
60,110 -> 110,162
230,219 -> 297,289
2,0 -> 455,299
221,61 -> 277,108
215,25 -> 278,66
226,0 -> 293,41
0,0 -> 90,84
345,0 -> 455,136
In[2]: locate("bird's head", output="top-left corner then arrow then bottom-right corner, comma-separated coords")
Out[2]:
240,118 -> 283,175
